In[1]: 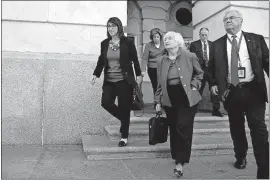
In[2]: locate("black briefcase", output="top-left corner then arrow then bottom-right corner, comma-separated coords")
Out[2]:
149,112 -> 168,145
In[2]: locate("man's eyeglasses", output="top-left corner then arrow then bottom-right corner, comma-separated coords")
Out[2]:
107,24 -> 117,28
223,16 -> 241,22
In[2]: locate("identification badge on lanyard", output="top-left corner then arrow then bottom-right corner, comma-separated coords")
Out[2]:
238,66 -> 246,78
228,33 -> 245,79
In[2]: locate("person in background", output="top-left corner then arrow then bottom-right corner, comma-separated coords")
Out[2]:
210,10 -> 269,179
189,27 -> 223,117
91,17 -> 142,147
155,31 -> 203,178
141,28 -> 165,107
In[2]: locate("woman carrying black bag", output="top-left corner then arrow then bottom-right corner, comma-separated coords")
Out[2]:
155,31 -> 203,177
91,17 -> 142,147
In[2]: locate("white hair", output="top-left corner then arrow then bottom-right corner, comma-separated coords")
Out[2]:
224,9 -> 243,20
164,31 -> 186,49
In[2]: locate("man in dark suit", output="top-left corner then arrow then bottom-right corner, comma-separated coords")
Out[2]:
190,28 -> 223,117
210,10 -> 269,179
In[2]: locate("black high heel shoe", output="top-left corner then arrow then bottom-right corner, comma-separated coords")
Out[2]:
174,168 -> 183,177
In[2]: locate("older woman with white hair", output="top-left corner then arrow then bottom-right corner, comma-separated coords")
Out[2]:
155,31 -> 204,177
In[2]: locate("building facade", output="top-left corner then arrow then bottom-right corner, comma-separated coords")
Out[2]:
2,1 -> 269,145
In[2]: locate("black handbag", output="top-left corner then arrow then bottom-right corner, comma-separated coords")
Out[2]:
130,62 -> 144,116
131,82 -> 144,110
131,82 -> 144,117
149,112 -> 168,145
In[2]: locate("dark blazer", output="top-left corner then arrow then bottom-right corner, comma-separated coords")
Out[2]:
93,36 -> 142,88
209,31 -> 269,102
155,49 -> 204,107
190,40 -> 213,70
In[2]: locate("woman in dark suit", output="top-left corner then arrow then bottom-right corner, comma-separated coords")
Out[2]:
91,17 -> 142,147
155,31 -> 203,177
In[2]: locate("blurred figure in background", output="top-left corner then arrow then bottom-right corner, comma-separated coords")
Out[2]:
190,27 -> 223,117
141,28 -> 165,107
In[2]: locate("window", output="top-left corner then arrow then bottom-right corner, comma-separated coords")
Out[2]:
176,8 -> 192,26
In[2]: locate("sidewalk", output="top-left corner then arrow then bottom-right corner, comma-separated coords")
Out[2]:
2,145 -> 257,180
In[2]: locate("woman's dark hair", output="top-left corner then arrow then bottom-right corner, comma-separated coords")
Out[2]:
150,28 -> 162,41
106,17 -> 125,38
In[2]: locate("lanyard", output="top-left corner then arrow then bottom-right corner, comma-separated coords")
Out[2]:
228,33 -> 243,66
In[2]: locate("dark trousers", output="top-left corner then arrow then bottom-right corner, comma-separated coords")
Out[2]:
101,80 -> 133,138
147,67 -> 158,95
164,84 -> 198,165
224,80 -> 269,179
199,69 -> 220,111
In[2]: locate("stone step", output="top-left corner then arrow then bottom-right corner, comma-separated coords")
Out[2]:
130,114 -> 228,124
82,135 -> 253,160
105,120 -> 269,141
128,114 -> 269,124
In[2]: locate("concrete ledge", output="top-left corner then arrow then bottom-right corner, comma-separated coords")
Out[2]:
82,135 -> 253,160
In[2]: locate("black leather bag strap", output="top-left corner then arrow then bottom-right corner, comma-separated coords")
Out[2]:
131,61 -> 144,117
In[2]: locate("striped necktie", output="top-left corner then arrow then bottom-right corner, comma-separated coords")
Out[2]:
230,35 -> 239,86
203,41 -> 208,67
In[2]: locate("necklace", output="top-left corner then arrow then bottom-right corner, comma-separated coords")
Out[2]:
109,40 -> 120,51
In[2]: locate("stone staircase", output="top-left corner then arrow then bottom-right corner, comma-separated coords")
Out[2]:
82,110 -> 269,160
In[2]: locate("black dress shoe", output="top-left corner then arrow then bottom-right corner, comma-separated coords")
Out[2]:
234,158 -> 247,169
174,169 -> 183,177
212,111 -> 223,117
118,140 -> 127,147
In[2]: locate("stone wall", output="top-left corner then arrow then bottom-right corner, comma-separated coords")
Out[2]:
2,51 -> 114,145
2,1 -> 127,54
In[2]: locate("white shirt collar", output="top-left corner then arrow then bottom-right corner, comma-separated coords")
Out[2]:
227,30 -> 242,40
201,40 -> 208,46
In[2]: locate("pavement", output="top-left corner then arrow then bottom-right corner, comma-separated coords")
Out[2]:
2,144 -> 258,180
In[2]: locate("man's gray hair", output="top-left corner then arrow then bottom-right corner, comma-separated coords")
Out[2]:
224,9 -> 243,20
164,31 -> 186,49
